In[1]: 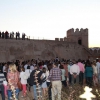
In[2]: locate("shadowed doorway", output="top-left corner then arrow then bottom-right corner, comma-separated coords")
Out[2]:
78,39 -> 82,45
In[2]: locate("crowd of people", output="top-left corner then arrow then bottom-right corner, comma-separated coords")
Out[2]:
0,31 -> 26,40
0,57 -> 100,100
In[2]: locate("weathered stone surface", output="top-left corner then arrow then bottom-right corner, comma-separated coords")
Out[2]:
0,39 -> 91,62
1,28 -> 97,62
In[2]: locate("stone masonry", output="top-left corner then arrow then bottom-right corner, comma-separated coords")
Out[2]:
0,28 -> 93,62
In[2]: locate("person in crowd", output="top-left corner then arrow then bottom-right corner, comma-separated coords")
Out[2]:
43,63 -> 48,69
92,60 -> 98,86
78,59 -> 85,85
48,62 -> 62,100
60,65 -> 67,87
0,31 -> 1,38
17,32 -> 20,39
24,61 -> 30,70
30,63 -> 34,71
3,63 -> 7,79
16,32 -> 18,40
46,63 -> 52,100
25,65 -> 32,91
12,32 -> 14,39
7,63 -> 19,100
67,61 -> 73,85
85,60 -> 93,87
20,67 -> 27,97
5,31 -> 8,39
29,65 -> 43,100
41,67 -> 47,97
0,69 -> 6,100
9,32 -> 12,39
63,62 -> 68,79
70,60 -> 80,84
96,59 -> 100,83
2,31 -> 4,38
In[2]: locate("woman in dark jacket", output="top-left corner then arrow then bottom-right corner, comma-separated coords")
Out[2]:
85,60 -> 93,87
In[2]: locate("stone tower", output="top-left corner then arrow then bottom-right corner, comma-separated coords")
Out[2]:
66,28 -> 88,48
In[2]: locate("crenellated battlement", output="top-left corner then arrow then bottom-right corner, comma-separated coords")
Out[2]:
65,28 -> 88,48
54,28 -> 88,48
67,28 -> 88,37
89,48 -> 100,58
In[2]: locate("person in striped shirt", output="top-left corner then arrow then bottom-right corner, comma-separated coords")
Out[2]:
0,69 -> 6,100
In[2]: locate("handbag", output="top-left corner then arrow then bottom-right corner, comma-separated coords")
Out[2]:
17,80 -> 22,91
16,72 -> 22,91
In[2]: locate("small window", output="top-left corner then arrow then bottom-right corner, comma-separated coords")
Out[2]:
78,39 -> 82,45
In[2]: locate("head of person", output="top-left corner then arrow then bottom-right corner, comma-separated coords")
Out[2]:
47,63 -> 52,71
85,60 -> 91,67
34,65 -> 39,70
20,67 -> 25,72
96,58 -> 99,62
52,62 -> 58,68
78,59 -> 81,63
42,67 -> 46,73
4,63 -> 7,67
9,63 -> 17,73
59,65 -> 64,69
27,65 -> 30,69
72,59 -> 77,64
92,60 -> 96,66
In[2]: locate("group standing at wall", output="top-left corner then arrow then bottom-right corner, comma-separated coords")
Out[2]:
0,31 -> 26,40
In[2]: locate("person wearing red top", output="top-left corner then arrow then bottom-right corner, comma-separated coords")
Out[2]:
7,63 -> 19,100
77,59 -> 85,85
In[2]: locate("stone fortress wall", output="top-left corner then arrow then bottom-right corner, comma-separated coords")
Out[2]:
0,28 -> 96,62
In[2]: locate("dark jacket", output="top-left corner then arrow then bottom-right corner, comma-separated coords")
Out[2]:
29,69 -> 43,86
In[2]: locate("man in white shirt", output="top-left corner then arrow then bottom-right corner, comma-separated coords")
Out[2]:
70,60 -> 80,84
30,64 -> 34,71
24,64 -> 28,70
24,61 -> 30,70
96,59 -> 100,83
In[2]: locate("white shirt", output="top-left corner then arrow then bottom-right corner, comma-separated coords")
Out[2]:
24,64 -> 28,70
96,62 -> 100,74
46,70 -> 50,82
3,66 -> 6,72
25,69 -> 32,78
20,71 -> 27,84
92,65 -> 97,74
70,64 -> 80,75
30,65 -> 34,71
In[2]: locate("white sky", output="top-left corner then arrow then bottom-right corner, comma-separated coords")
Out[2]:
0,0 -> 100,47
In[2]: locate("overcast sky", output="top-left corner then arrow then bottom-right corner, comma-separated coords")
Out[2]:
0,0 -> 100,47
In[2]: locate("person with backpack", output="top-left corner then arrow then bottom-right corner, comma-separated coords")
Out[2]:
29,65 -> 43,100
